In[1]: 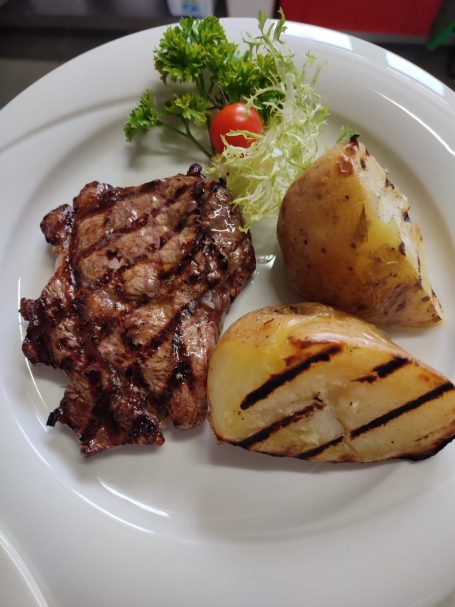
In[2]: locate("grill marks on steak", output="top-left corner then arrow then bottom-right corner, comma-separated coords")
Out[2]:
20,166 -> 255,455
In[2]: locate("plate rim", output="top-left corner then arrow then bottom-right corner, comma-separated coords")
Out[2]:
1,19 -> 455,607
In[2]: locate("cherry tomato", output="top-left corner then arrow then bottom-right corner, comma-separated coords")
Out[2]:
210,102 -> 264,154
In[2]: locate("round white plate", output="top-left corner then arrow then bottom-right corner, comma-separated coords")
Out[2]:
1,18 -> 455,607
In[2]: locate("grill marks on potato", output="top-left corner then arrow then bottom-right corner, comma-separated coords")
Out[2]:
233,348 -> 455,457
239,344 -> 342,410
208,304 -> 455,462
350,381 -> 455,439
353,356 -> 409,383
233,400 -> 325,448
299,381 -> 454,459
296,435 -> 344,459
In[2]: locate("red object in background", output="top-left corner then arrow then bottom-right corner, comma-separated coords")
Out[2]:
279,0 -> 441,37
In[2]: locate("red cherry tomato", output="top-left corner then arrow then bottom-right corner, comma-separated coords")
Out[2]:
210,102 -> 264,154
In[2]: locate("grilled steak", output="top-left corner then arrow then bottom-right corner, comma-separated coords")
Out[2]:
20,164 -> 255,455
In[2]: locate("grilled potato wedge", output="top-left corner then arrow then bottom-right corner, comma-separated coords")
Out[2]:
207,303 -> 455,462
277,137 -> 442,327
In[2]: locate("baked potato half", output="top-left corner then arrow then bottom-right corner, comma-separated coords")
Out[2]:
207,303 -> 455,462
277,137 -> 442,327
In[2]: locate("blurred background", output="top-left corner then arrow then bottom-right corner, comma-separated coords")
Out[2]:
0,0 -> 454,108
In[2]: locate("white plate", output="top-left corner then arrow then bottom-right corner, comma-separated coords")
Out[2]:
1,18 -> 455,607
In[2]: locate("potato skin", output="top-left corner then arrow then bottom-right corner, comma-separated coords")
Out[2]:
277,138 -> 442,327
207,303 -> 455,463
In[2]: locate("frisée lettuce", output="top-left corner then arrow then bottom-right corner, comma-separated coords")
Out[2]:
207,26 -> 328,228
